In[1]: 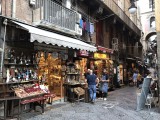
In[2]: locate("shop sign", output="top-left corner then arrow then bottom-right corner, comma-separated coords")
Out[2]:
78,50 -> 89,57
94,53 -> 108,59
97,46 -> 114,54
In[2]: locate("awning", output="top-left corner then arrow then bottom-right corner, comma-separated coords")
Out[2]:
13,21 -> 97,52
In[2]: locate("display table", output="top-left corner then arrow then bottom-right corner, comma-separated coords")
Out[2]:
0,93 -> 48,120
20,93 -> 46,114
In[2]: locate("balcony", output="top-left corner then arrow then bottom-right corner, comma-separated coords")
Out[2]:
33,0 -> 80,35
98,0 -> 141,36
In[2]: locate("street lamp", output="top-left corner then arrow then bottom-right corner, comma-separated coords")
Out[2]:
128,0 -> 138,14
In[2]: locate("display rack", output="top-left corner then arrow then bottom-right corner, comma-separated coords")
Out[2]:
63,61 -> 86,103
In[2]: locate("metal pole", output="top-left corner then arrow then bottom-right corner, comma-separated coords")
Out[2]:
0,19 -> 7,77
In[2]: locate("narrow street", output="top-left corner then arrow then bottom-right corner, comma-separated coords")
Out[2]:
21,87 -> 160,120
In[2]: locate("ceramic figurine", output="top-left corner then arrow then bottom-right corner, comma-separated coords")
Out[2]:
33,72 -> 37,79
17,73 -> 21,81
20,52 -> 24,64
16,56 -> 20,64
24,55 -> 27,64
26,69 -> 29,81
26,56 -> 31,64
10,49 -> 15,63
35,53 -> 40,64
6,69 -> 10,83
7,49 -> 11,60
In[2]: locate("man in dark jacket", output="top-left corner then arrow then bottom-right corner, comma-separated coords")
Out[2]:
86,70 -> 99,103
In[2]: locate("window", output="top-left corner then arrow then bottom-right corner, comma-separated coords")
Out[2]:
149,0 -> 155,9
150,16 -> 155,28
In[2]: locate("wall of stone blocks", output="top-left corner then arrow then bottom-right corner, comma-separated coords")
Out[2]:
1,0 -> 33,24
155,0 -> 160,32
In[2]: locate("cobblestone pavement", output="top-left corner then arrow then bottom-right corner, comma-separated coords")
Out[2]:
21,86 -> 160,120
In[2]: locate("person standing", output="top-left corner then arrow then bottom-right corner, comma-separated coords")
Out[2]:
86,69 -> 99,104
137,71 -> 142,88
132,70 -> 138,86
99,69 -> 109,100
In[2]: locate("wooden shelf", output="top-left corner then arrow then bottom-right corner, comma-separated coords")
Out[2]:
0,80 -> 39,85
4,63 -> 37,66
0,90 -> 14,93
67,73 -> 80,75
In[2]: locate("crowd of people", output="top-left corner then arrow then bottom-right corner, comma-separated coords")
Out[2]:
129,69 -> 142,87
84,66 -> 158,104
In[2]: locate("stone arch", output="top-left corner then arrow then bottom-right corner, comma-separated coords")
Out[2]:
145,32 -> 156,41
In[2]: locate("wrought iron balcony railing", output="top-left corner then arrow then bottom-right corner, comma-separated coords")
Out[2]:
34,0 -> 77,34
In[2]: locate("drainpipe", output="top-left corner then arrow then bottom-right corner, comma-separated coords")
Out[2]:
0,19 -> 7,78
0,0 -> 2,15
11,0 -> 16,18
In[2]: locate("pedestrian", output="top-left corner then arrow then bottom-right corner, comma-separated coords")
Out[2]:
132,70 -> 138,86
99,69 -> 109,100
86,69 -> 99,104
137,71 -> 142,88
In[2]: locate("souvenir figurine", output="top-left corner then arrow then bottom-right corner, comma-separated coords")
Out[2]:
26,69 -> 29,81
17,73 -> 21,81
32,53 -> 36,64
29,69 -> 32,79
35,53 -> 40,64
6,69 -> 10,83
20,57 -> 23,64
10,49 -> 15,63
20,52 -> 24,64
41,74 -> 46,82
23,55 -> 27,64
16,56 -> 20,64
26,56 -> 31,64
33,72 -> 38,80
7,49 -> 11,60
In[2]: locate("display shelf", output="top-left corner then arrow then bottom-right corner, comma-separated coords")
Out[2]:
67,63 -> 75,66
4,63 -> 37,66
67,73 -> 80,75
0,80 -> 38,85
0,90 -> 14,94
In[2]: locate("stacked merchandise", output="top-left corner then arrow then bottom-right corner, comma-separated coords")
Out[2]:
13,84 -> 46,98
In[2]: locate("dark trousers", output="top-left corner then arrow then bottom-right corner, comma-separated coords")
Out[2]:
99,91 -> 107,98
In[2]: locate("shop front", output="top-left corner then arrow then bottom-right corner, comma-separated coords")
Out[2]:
0,17 -> 97,118
63,49 -> 92,102
89,46 -> 114,90
126,57 -> 137,85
